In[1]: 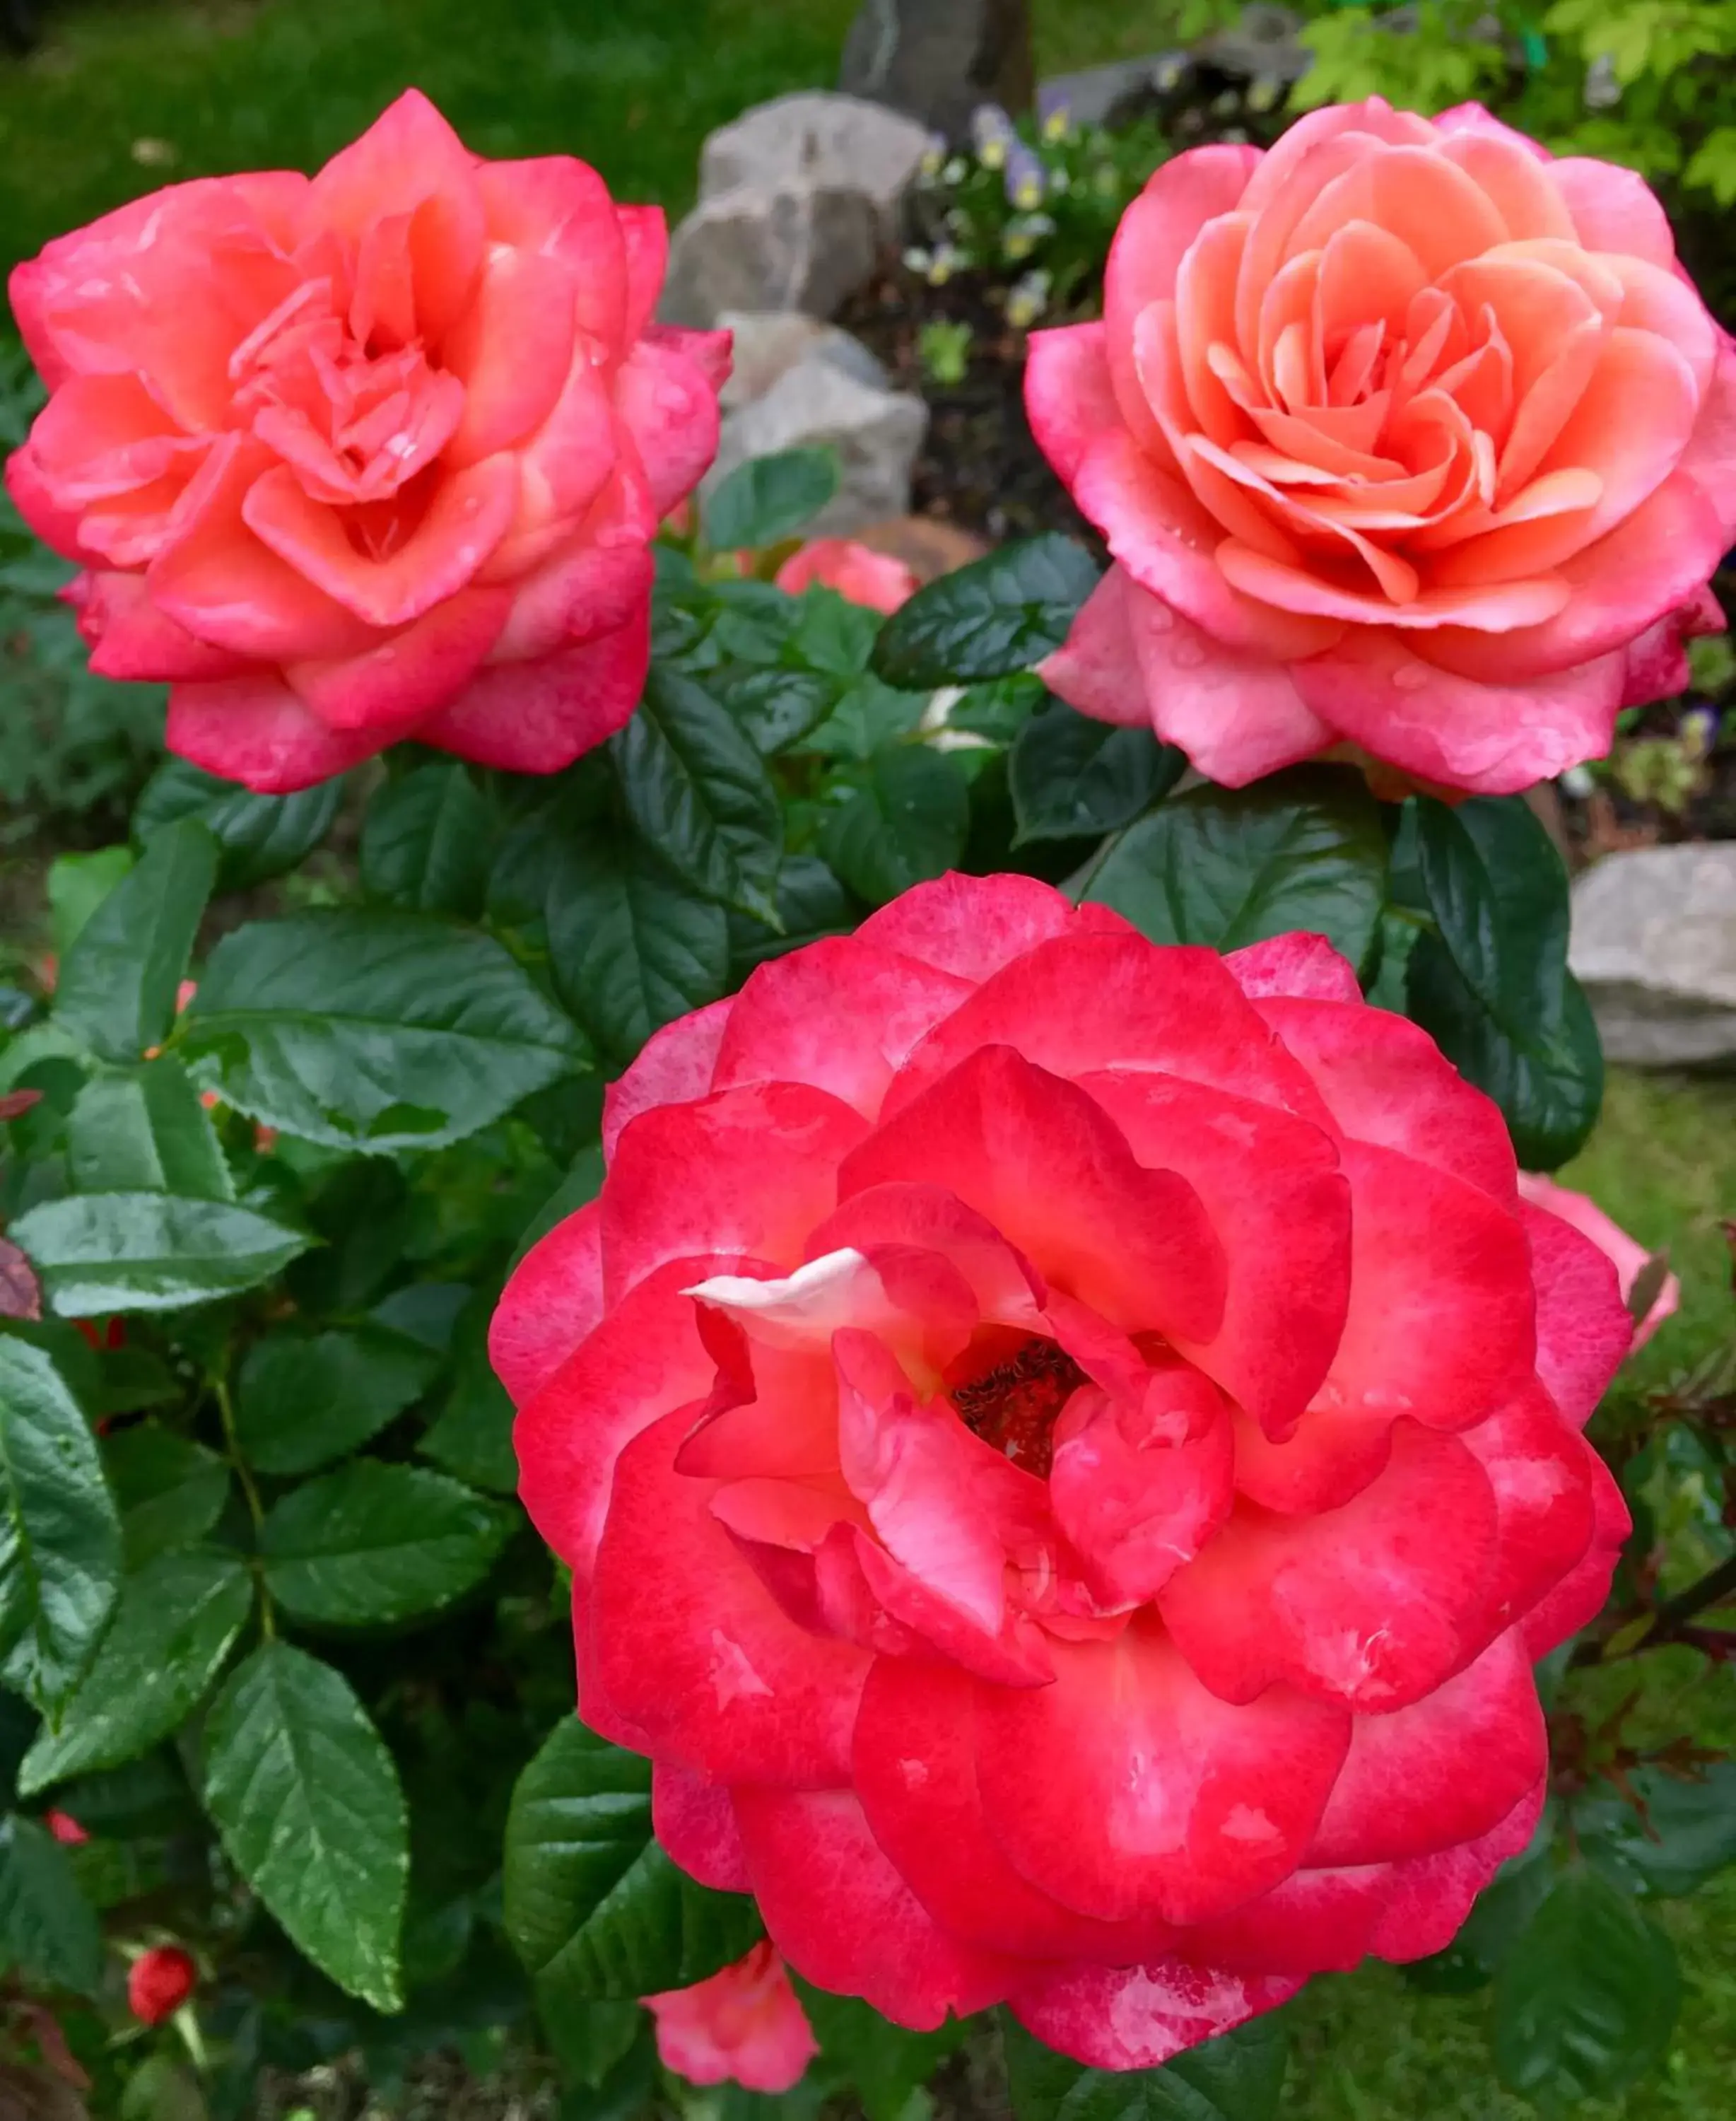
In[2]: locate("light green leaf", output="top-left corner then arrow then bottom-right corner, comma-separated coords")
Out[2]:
234,1324 -> 440,1478
11,1193 -> 310,1315
0,1336 -> 120,1716
259,1461 -> 515,1626
702,448 -> 840,551
503,1717 -> 761,1999
54,819 -> 217,1063
182,909 -> 588,1152
0,1814 -> 103,1994
46,847 -> 133,960
20,1548 -> 252,1791
201,1641 -> 407,2011
66,1056 -> 233,1202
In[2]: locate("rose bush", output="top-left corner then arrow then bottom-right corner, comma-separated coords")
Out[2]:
496,872 -> 1636,2071
4,91 -> 727,792
644,1943 -> 818,2091
1028,98 -> 1736,795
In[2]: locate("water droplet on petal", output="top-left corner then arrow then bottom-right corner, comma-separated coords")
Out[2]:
1145,601 -> 1174,633
1171,636 -> 1207,670
1393,660 -> 1431,692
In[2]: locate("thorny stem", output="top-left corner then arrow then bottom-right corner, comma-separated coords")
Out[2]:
1587,1551 -> 1736,1665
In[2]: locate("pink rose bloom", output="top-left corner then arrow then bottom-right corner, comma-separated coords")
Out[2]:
775,538 -> 920,614
6,91 -> 729,793
644,1943 -> 818,2091
1517,1171 -> 1680,1348
1028,99 -> 1736,795
497,874 -> 1636,2071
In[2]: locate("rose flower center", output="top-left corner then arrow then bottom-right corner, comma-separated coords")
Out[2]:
947,1335 -> 1088,1478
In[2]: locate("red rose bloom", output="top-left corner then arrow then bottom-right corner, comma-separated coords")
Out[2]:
128,1946 -> 197,2026
644,1942 -> 818,2092
6,92 -> 728,793
496,875 -> 1632,2070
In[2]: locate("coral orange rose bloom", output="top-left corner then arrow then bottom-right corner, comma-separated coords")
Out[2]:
644,1943 -> 818,2091
1028,100 -> 1736,795
6,92 -> 729,793
774,538 -> 920,614
496,873 -> 1636,2069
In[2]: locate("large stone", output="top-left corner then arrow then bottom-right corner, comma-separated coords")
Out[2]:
1570,844 -> 1736,1068
840,0 -> 1035,139
663,93 -> 932,327
1194,2 -> 1310,85
717,312 -> 888,413
707,357 -> 929,538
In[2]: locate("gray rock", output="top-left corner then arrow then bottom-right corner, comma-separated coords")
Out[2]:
717,312 -> 888,413
1037,55 -> 1190,133
1569,844 -> 1736,1068
663,93 -> 932,327
707,357 -> 929,537
840,0 -> 1034,140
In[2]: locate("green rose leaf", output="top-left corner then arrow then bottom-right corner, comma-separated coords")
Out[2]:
503,1717 -> 762,1999
1410,795 -> 1569,1038
702,447 -> 840,551
103,1422 -> 230,1568
11,1193 -> 310,1315
729,854 -> 857,975
0,1335 -> 121,1715
1010,700 -> 1185,844
182,910 -> 588,1152
19,1548 -> 253,1791
799,1983 -> 967,2121
819,746 -> 971,907
1575,1763 -> 1736,1898
1406,945 -> 1602,1170
259,1460 -> 516,1626
1002,2009 -> 1290,2121
201,1640 -> 408,2011
135,757 -> 343,892
360,759 -> 493,918
235,1324 -> 440,1478
871,536 -> 1100,688
1492,1865 -> 1681,2105
1086,766 -> 1388,966
0,1815 -> 103,1995
611,670 -> 782,921
54,818 -> 217,1063
418,1338 -> 519,1497
544,826 -> 731,1069
46,847 -> 134,960
717,665 -> 842,755
66,1056 -> 233,1203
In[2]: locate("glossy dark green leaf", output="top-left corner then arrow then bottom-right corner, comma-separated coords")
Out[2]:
19,1548 -> 252,1791
510,1147 -> 605,1272
1575,1763 -> 1736,1898
802,673 -> 928,761
503,1717 -> 761,1999
66,1056 -> 233,1203
702,448 -> 839,551
0,1814 -> 102,1994
729,855 -> 857,975
418,1348 -> 517,1496
0,1336 -> 120,1715
612,671 -> 782,921
717,666 -> 841,754
1086,768 -> 1388,964
182,910 -> 587,1152
360,759 -> 492,917
789,586 -> 881,679
872,536 -> 1100,687
260,1460 -> 515,1626
1493,1865 -> 1679,2105
134,757 -> 343,892
545,827 -> 731,1068
819,747 -> 971,906
1411,796 -> 1571,1039
11,1193 -> 310,1315
235,1324 -> 440,1478
54,819 -> 218,1063
1010,701 -> 1185,844
1002,2008 -> 1289,2121
104,1423 -> 230,1568
201,1641 -> 407,2011
1406,942 -> 1602,1169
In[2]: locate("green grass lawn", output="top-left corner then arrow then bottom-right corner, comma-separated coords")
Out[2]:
0,0 -> 1185,283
